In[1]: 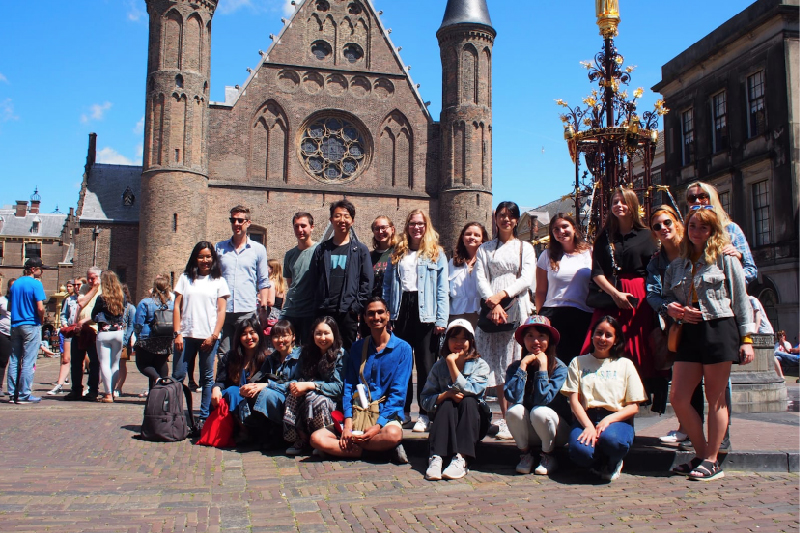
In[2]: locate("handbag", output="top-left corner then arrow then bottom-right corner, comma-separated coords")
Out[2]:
351,339 -> 385,432
150,304 -> 173,337
477,239 -> 525,333
197,397 -> 236,448
59,324 -> 81,338
667,278 -> 693,353
585,236 -> 620,310
650,313 -> 675,371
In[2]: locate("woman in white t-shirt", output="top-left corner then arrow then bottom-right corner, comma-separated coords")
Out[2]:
173,241 -> 231,425
448,222 -> 489,329
534,213 -> 593,365
561,315 -> 647,482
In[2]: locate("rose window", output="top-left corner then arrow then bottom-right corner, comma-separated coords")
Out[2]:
299,116 -> 367,181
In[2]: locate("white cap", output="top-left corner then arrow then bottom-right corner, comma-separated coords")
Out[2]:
445,318 -> 475,337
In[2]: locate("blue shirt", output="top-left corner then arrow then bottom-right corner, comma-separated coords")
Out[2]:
726,222 -> 757,284
215,237 -> 271,313
9,276 -> 46,327
343,333 -> 412,427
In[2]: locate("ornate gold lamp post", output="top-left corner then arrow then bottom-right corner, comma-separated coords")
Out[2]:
558,1 -> 669,239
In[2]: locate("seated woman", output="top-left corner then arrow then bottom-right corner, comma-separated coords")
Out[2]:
420,319 -> 489,480
505,315 -> 570,476
310,297 -> 413,463
562,316 -> 647,482
283,316 -> 347,456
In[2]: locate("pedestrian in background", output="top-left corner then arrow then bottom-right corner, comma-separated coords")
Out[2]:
134,274 -> 174,395
8,258 -> 47,404
91,270 -> 127,403
64,267 -> 102,401
0,277 -> 14,397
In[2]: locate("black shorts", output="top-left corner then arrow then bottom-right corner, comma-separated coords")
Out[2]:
674,315 -> 740,365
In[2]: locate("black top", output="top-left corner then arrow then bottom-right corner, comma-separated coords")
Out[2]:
592,228 -> 657,279
370,248 -> 393,298
328,242 -> 350,305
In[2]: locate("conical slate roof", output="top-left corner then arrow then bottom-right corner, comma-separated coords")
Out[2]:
439,0 -> 493,30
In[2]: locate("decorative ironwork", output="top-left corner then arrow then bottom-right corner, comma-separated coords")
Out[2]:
299,116 -> 368,182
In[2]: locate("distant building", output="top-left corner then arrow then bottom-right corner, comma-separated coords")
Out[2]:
653,0 -> 799,338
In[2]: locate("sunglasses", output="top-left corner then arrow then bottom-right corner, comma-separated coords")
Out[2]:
651,219 -> 673,232
690,205 -> 714,211
687,193 -> 710,203
229,217 -> 248,224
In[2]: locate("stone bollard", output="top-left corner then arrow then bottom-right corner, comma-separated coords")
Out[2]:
730,333 -> 788,412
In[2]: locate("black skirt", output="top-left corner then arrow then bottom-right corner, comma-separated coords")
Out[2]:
674,315 -> 740,365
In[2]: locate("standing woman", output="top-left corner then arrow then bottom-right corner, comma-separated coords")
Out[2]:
475,201 -> 536,440
115,284 -> 136,397
370,216 -> 398,298
134,274 -> 174,396
448,222 -> 489,329
383,210 -> 449,433
534,214 -> 593,364
91,270 -> 127,403
267,258 -> 288,311
173,241 -> 231,428
663,207 -> 755,481
283,316 -> 347,455
0,278 -> 12,396
49,279 -> 80,395
582,187 -> 658,381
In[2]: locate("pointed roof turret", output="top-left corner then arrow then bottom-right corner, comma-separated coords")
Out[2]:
439,0 -> 493,30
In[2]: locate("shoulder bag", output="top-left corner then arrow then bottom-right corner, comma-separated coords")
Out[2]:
477,240 -> 525,333
585,235 -> 621,310
351,339 -> 385,432
667,269 -> 693,353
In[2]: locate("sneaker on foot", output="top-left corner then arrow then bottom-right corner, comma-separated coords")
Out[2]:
412,414 -> 431,433
15,395 -> 42,404
82,386 -> 89,397
442,454 -> 468,480
515,452 -> 535,474
719,435 -> 732,452
392,443 -> 409,464
494,419 -> 513,440
425,455 -> 443,480
602,460 -> 623,482
534,453 -> 558,475
659,430 -> 689,443
113,390 -> 120,398
678,440 -> 695,452
286,440 -> 305,456
47,384 -> 64,395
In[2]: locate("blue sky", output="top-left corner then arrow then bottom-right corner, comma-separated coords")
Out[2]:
0,0 -> 755,214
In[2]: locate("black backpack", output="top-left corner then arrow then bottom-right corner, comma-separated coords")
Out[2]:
150,304 -> 174,337
140,378 -> 195,442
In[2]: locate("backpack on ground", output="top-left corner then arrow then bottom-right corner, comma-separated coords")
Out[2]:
139,378 -> 195,442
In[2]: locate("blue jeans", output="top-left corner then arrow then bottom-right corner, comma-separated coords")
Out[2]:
8,325 -> 41,400
569,410 -> 634,472
172,337 -> 218,419
253,386 -> 286,424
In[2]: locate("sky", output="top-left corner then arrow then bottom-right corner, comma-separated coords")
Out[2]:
0,0 -> 756,214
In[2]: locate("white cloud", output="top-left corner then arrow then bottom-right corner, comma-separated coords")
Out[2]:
134,144 -> 144,163
0,72 -> 8,84
217,0 -> 254,14
1,98 -> 18,122
80,101 -> 112,123
282,0 -> 294,16
134,116 -> 145,134
126,0 -> 146,21
96,147 -> 135,165
217,0 -> 293,15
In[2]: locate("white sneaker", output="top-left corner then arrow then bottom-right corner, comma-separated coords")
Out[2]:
286,440 -> 305,456
534,453 -> 557,475
515,452 -> 535,474
494,419 -> 513,440
425,455 -> 443,480
442,454 -> 468,480
47,384 -> 63,395
412,414 -> 431,433
659,430 -> 689,443
602,460 -> 624,482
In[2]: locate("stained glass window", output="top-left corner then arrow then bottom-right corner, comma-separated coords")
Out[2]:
300,116 -> 367,181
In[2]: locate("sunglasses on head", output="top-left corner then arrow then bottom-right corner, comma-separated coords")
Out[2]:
690,205 -> 714,211
229,217 -> 248,224
651,218 -> 673,232
687,192 -> 710,203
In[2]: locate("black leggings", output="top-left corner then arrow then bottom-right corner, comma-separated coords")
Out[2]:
394,291 -> 440,416
135,347 -> 170,389
0,332 -> 10,389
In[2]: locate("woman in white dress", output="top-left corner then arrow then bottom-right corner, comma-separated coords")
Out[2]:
475,201 -> 536,440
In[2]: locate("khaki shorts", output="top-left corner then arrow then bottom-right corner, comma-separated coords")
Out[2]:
384,420 -> 402,429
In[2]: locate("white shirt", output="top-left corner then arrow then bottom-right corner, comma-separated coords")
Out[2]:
174,273 -> 231,339
448,258 -> 481,315
537,249 -> 593,313
398,251 -> 419,292
0,296 -> 10,337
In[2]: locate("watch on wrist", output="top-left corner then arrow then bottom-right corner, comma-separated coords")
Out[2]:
173,332 -> 180,339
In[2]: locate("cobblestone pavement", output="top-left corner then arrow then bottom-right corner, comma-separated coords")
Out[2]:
0,358 -> 797,533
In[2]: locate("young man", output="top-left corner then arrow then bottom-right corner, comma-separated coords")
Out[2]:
309,199 -> 373,349
280,212 -> 318,345
7,258 -> 47,404
64,267 -> 102,401
309,297 -> 411,462
215,206 -> 272,356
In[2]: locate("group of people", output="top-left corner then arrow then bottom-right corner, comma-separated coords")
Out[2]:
1,181 -> 776,483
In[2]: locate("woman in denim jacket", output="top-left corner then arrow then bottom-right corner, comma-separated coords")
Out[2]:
420,319 -> 489,480
663,207 -> 755,481
383,210 -> 449,433
133,274 -> 174,395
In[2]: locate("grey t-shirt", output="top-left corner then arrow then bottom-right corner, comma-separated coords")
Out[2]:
281,243 -> 318,318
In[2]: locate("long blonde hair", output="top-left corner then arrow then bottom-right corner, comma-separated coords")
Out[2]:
680,208 -> 730,264
100,270 -> 125,316
685,181 -> 732,227
268,258 -> 288,295
392,210 -> 442,264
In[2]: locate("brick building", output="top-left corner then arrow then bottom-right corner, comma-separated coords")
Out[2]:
70,0 -> 495,299
652,0 -> 799,339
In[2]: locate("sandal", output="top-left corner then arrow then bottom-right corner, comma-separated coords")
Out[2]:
671,457 -> 703,475
688,460 -> 724,481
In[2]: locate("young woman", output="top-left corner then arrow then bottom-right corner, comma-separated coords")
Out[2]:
134,274 -> 174,396
563,316 -> 647,482
49,279 -> 81,395
370,215 -> 398,299
583,187 -> 658,381
173,241 -> 231,427
475,201 -> 537,440
448,222 -> 489,329
283,316 -> 346,455
383,210 -> 449,433
420,319 -> 489,480
267,258 -> 288,311
534,213 -> 593,364
663,207 -> 755,481
505,315 -> 570,476
91,270 -> 127,403
114,284 -> 136,397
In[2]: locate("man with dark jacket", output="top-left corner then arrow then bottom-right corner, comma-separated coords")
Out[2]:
309,199 -> 373,349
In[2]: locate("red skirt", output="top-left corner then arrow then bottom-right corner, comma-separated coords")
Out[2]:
580,275 -> 656,379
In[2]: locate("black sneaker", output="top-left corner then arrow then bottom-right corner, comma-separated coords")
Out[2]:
719,436 -> 732,453
678,440 -> 694,452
